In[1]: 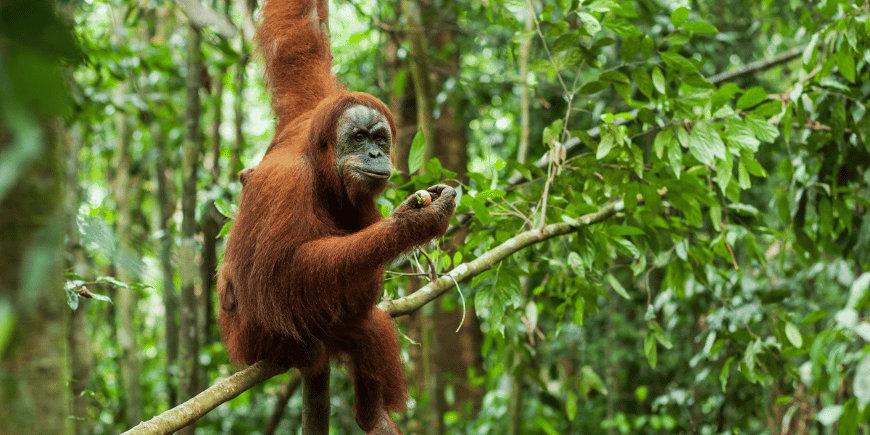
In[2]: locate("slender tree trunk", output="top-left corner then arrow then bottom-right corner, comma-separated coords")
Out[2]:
517,9 -> 534,164
112,85 -> 144,428
202,47 -> 226,347
401,2 -> 441,432
65,124 -> 95,435
231,50 -> 248,179
178,23 -> 203,435
154,127 -> 179,407
0,111 -> 70,433
402,0 -> 435,167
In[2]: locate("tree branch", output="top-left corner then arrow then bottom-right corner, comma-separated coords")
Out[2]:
121,361 -> 287,435
379,200 -> 623,317
120,192 -> 633,433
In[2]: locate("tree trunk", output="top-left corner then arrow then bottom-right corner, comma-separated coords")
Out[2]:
154,127 -> 179,407
112,84 -> 144,428
178,23 -> 203,435
65,123 -> 96,435
402,0 -> 436,168
0,111 -> 70,433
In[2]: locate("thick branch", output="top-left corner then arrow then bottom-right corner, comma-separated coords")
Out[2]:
121,361 -> 287,435
379,201 -> 623,317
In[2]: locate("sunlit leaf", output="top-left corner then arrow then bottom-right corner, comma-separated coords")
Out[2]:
683,21 -> 718,34
735,86 -> 767,110
408,129 -> 426,173
670,7 -> 689,27
785,322 -> 802,348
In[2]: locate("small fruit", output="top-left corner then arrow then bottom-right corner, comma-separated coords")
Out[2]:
415,190 -> 432,207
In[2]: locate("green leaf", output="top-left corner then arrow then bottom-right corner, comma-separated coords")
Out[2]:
634,68 -> 652,98
543,119 -> 563,144
606,226 -> 645,236
565,391 -> 578,421
667,132 -> 682,179
801,310 -> 828,325
476,189 -> 506,200
620,34 -> 640,62
579,80 -> 608,95
683,21 -> 718,34
640,35 -> 654,60
744,114 -> 779,142
607,274 -> 631,300
837,51 -> 856,83
552,33 -> 577,52
348,30 -> 371,45
578,12 -> 601,36
715,152 -> 733,193
784,322 -> 802,348
471,197 -> 492,224
408,129 -> 426,173
661,51 -> 698,73
644,331 -> 657,368
670,7 -> 690,27
612,1 -> 638,18
847,272 -> 870,309
854,353 -> 870,408
651,66 -> 666,93
653,127 -> 672,158
214,198 -> 234,218
611,237 -> 640,258
605,18 -> 642,37
392,69 -> 408,96
687,122 -> 725,165
735,86 -> 767,110
711,82 -> 742,110
720,357 -> 734,392
600,70 -> 631,85
596,132 -> 615,159
839,399 -> 858,435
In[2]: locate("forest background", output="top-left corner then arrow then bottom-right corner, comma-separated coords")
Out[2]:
2,0 -> 870,434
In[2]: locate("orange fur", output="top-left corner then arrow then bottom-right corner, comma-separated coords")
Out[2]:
217,0 -> 455,432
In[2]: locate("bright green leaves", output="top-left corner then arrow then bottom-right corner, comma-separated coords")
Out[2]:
687,121 -> 725,165
735,86 -> 768,110
660,51 -> 698,74
837,49 -> 856,82
408,128 -> 426,173
670,8 -> 689,27
683,21 -> 719,34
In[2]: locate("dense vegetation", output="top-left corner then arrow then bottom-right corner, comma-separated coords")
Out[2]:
1,0 -> 869,433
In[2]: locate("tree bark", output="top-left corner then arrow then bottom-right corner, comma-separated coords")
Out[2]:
0,113 -> 70,434
178,23 -> 203,435
112,82 -> 144,428
154,127 -> 179,407
65,124 -> 95,435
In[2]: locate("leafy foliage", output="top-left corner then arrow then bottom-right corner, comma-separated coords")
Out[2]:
57,0 -> 870,433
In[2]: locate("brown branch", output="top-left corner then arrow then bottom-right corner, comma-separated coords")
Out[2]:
121,361 -> 287,435
379,201 -> 623,317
